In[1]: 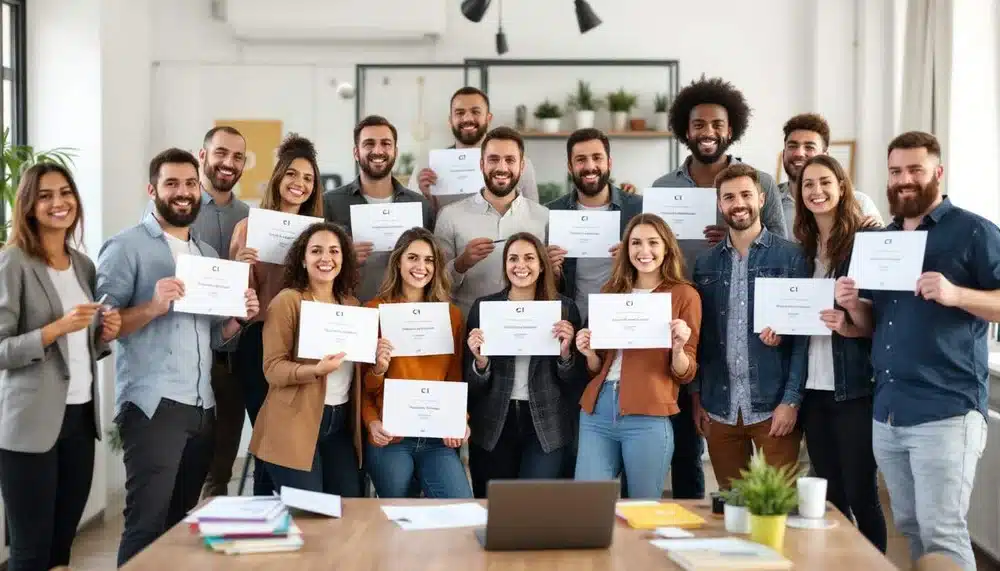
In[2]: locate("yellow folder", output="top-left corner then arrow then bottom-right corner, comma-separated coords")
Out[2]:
615,502 -> 706,529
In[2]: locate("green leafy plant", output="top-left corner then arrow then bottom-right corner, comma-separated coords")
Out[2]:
106,425 -> 124,452
534,99 -> 563,120
395,152 -> 415,176
1,127 -> 78,243
606,88 -> 638,113
537,181 -> 566,204
720,487 -> 746,507
654,93 -> 670,113
567,80 -> 603,112
730,449 -> 802,516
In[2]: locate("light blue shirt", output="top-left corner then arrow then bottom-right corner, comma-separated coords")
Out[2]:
96,214 -> 232,419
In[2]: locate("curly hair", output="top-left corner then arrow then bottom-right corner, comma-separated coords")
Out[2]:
282,222 -> 358,303
668,76 -> 751,145
259,133 -> 323,217
782,113 -> 831,150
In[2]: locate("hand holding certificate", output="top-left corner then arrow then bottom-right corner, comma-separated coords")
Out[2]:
172,254 -> 251,318
349,203 -> 424,252
642,187 -> 718,240
753,278 -> 835,336
588,293 -> 672,349
297,301 -> 379,363
378,302 -> 455,357
428,148 -> 484,196
847,230 -> 927,291
246,208 -> 324,264
548,210 -> 621,258
479,300 -> 562,356
381,379 -> 468,439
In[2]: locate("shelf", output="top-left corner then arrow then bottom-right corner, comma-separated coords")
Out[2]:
519,130 -> 673,139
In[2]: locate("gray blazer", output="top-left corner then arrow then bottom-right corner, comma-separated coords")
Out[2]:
0,245 -> 110,453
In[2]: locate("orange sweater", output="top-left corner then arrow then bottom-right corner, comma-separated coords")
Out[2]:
361,298 -> 466,439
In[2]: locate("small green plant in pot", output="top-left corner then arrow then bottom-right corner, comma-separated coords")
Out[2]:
653,93 -> 671,132
534,100 -> 563,134
567,80 -> 603,129
606,88 -> 638,132
720,487 -> 751,534
736,449 -> 801,551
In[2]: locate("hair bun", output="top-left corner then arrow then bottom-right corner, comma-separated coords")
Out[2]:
278,133 -> 317,161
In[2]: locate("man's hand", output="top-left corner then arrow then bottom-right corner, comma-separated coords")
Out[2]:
691,395 -> 711,437
416,168 -> 438,198
758,327 -> 781,347
916,271 -> 961,307
834,276 -> 861,310
547,245 -> 568,276
455,238 -> 496,274
769,404 -> 798,437
861,216 -> 882,229
151,278 -> 185,316
704,225 -> 726,245
233,246 -> 259,264
619,183 -> 637,194
100,308 -> 122,342
355,241 -> 375,265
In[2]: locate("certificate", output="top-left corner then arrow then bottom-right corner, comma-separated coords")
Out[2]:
378,302 -> 455,357
428,148 -> 485,196
349,203 -> 424,252
641,187 -> 718,240
479,300 -> 561,356
753,278 -> 835,336
588,293 -> 672,349
296,301 -> 379,363
847,231 -> 928,291
548,210 -> 621,258
172,254 -> 250,318
381,379 -> 468,439
246,208 -> 323,264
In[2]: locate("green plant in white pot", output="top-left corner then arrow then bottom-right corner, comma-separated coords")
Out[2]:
720,487 -> 751,534
737,449 -> 802,552
568,80 -> 603,129
0,127 -> 77,245
534,100 -> 563,134
653,93 -> 671,132
607,88 -> 638,132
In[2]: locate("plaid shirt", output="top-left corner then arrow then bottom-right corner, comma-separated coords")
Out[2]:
464,291 -> 586,453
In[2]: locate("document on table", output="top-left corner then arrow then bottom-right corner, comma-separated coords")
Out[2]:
588,293 -> 672,349
381,379 -> 468,439
428,148 -> 485,196
296,301 -> 379,363
848,230 -> 928,291
349,202 -> 424,252
280,486 -> 342,518
753,278 -> 835,336
548,210 -> 621,258
479,300 -> 562,356
641,187 -> 718,240
245,208 -> 324,264
378,302 -> 455,357
172,254 -> 250,318
381,503 -> 488,530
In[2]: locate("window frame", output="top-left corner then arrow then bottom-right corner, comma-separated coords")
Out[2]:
1,0 -> 27,231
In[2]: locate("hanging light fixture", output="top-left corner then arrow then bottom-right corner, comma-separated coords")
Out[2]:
575,0 -> 602,33
461,0 -> 492,23
495,0 -> 509,55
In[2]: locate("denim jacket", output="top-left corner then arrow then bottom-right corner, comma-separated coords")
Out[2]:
692,229 -> 809,417
814,250 -> 874,402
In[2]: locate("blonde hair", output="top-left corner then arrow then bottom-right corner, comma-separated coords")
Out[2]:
376,228 -> 452,303
603,213 -> 689,293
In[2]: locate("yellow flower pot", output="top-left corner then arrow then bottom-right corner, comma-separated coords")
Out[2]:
749,514 -> 788,551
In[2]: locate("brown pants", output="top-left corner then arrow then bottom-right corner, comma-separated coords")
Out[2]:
201,353 -> 245,498
705,414 -> 802,490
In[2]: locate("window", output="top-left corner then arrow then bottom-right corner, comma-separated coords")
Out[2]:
1,0 -> 25,231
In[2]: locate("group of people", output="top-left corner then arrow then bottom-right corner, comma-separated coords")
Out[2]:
0,75 -> 996,571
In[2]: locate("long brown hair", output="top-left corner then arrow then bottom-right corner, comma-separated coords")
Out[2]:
500,232 -> 558,301
259,134 -> 323,218
282,222 -> 358,302
6,163 -> 83,262
376,227 -> 452,303
792,155 -> 863,276
603,214 -> 688,293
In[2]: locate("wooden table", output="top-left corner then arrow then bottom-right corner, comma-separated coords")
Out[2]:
122,499 -> 897,570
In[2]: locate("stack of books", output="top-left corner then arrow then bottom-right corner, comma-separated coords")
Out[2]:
185,496 -> 304,555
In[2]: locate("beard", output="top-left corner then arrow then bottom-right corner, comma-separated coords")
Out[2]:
359,152 -> 396,180
484,169 -> 521,198
451,121 -> 488,146
154,193 -> 201,227
572,168 -> 611,197
686,135 -> 733,164
887,177 -> 940,218
783,158 -> 802,184
203,161 -> 242,192
722,206 -> 759,231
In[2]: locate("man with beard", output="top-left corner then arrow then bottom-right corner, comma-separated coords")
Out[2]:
778,113 -> 882,236
839,132 -> 1000,569
97,148 -> 259,565
434,126 -> 548,317
324,115 -> 434,302
410,87 -> 539,212
691,163 -> 808,491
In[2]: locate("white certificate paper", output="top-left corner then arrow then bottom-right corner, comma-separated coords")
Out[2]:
847,231 -> 928,291
641,187 -> 718,240
428,148 -> 485,196
349,203 -> 424,252
246,208 -> 324,265
378,302 -> 455,357
172,254 -> 250,318
381,379 -> 468,439
548,210 -> 621,258
753,278 -> 835,336
296,301 -> 379,363
479,300 -> 562,356
588,293 -> 672,349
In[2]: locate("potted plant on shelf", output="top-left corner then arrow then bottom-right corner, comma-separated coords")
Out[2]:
737,449 -> 801,551
534,100 -> 563,134
720,487 -> 751,534
0,127 -> 77,246
567,80 -> 602,129
607,88 -> 638,132
653,93 -> 671,132
394,152 -> 415,186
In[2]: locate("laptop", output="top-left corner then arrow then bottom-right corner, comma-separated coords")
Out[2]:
474,479 -> 620,551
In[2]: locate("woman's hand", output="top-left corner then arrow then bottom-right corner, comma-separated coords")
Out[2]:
467,328 -> 488,370
314,352 -> 347,376
233,246 -> 260,264
553,320 -> 575,360
100,308 -> 122,342
575,328 -> 596,359
371,339 -> 393,376
369,420 -> 394,447
759,327 -> 782,347
670,319 -> 691,349
443,425 -> 470,448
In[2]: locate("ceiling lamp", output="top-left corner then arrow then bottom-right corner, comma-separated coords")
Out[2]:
575,0 -> 602,33
461,0 -> 492,23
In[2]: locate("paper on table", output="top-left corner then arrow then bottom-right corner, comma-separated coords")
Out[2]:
184,496 -> 285,523
428,148 -> 484,196
280,486 -> 342,518
547,210 -> 621,258
246,208 -> 324,265
641,187 -> 718,240
296,301 -> 380,363
753,277 -> 835,336
381,503 -> 488,530
172,254 -> 250,318
349,202 -> 424,252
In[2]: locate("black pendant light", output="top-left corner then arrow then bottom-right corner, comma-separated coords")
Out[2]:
461,0 -> 492,23
495,0 -> 509,55
575,0 -> 602,33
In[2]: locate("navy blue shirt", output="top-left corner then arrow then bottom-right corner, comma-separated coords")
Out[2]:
862,197 -> 1000,426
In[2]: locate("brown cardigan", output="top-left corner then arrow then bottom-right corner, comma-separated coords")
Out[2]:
249,288 -> 364,471
579,282 -> 702,417
229,218 -> 288,325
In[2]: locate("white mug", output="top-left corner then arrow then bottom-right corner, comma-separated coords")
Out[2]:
797,477 -> 828,519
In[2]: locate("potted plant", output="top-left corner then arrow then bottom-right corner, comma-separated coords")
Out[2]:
534,100 -> 563,134
720,487 -> 751,534
606,88 -> 638,132
0,127 -> 77,245
567,80 -> 602,129
394,152 -> 415,185
653,93 -> 671,132
737,449 -> 801,551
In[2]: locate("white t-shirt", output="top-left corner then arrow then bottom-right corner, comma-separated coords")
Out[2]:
47,264 -> 93,404
606,287 -> 655,382
164,231 -> 199,261
363,194 -> 394,205
511,356 -> 530,401
574,202 -> 615,322
325,362 -> 354,406
805,259 -> 835,391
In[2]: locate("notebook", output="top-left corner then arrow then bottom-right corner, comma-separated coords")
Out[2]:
615,501 -> 706,529
652,538 -> 792,570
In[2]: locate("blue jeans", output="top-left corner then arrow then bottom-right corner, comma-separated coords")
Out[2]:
872,411 -> 987,570
365,437 -> 472,499
262,404 -> 362,497
575,382 -> 674,499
